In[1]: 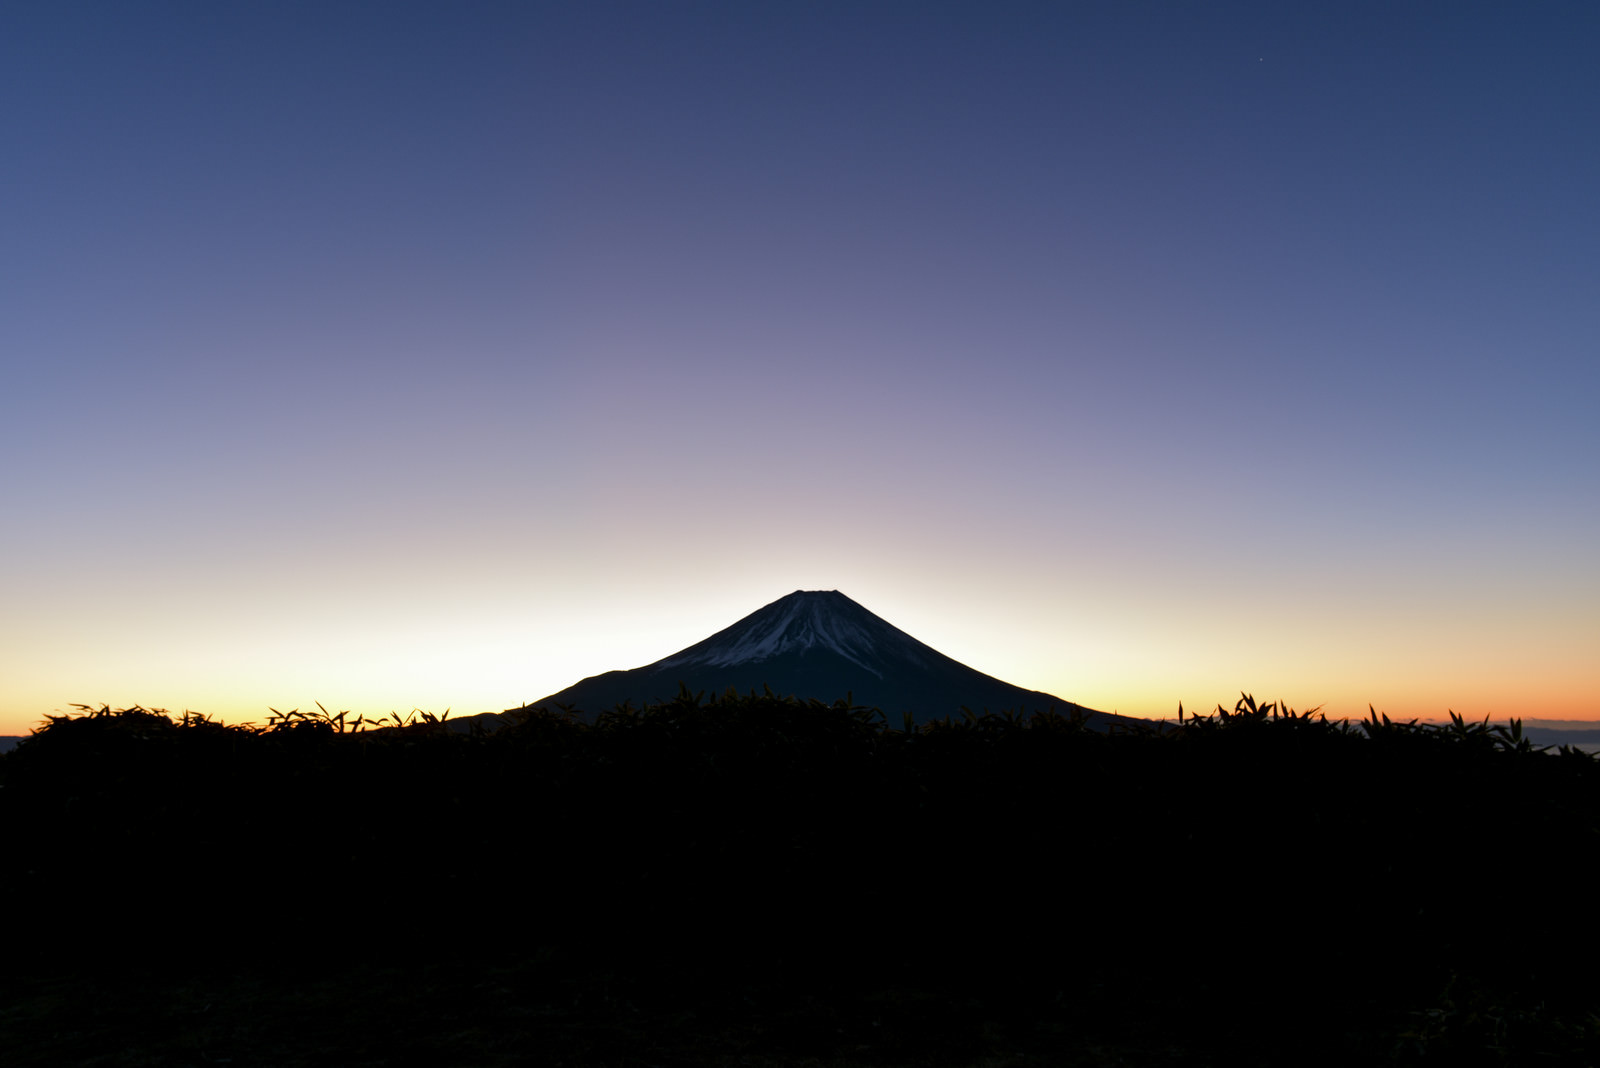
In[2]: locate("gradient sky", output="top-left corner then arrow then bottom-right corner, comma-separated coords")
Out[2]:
4,2 -> 1597,734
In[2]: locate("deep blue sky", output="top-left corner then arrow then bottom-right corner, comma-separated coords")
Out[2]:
3,2 -> 1596,729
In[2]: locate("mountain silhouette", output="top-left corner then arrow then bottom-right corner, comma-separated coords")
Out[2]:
513,589 -> 1128,727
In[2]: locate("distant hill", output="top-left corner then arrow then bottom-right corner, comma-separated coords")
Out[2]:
511,589 -> 1132,728
1522,726 -> 1600,750
1407,718 -> 1600,750
0,736 -> 24,755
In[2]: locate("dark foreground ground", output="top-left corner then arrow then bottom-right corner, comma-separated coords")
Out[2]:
4,941 -> 1520,1068
4,695 -> 1598,1065
0,953 -> 1342,1068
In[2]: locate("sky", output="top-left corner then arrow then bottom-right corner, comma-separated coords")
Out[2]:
3,1 -> 1596,734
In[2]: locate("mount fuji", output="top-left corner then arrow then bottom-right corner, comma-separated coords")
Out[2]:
513,590 -> 1129,728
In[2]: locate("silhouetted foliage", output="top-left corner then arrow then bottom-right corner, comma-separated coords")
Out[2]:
2,692 -> 1597,1065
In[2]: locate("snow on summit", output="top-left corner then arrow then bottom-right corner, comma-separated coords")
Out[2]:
659,590 -> 888,675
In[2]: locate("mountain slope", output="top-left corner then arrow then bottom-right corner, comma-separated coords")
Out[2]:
515,590 -> 1127,728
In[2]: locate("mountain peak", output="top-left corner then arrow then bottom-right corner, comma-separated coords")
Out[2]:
521,590 -> 1116,727
656,590 -> 921,678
